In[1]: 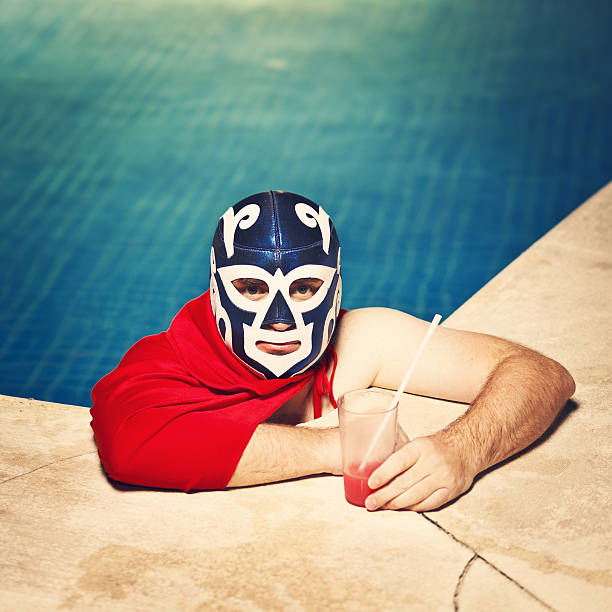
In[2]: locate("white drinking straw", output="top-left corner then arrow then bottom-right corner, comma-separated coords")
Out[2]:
358,313 -> 443,472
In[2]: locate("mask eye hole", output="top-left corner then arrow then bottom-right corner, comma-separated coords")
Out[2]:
232,278 -> 269,301
289,278 -> 324,302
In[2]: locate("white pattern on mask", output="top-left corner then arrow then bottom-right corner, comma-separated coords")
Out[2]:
221,204 -> 260,258
294,203 -> 331,254
217,264 -> 336,377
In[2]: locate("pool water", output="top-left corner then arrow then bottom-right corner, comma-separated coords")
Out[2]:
1,0 -> 611,406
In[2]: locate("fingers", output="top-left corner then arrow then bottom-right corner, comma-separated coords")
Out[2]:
382,485 -> 450,512
365,473 -> 430,511
366,477 -> 451,512
405,488 -> 450,512
363,435 -> 468,512
368,443 -> 419,491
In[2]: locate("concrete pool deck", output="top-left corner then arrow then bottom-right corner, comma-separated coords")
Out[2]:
1,182 -> 611,611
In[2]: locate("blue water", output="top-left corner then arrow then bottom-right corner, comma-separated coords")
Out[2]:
1,0 -> 611,406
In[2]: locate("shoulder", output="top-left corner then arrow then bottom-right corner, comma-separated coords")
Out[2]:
330,307 -> 425,394
334,307 -> 425,345
117,332 -> 177,367
92,332 -> 186,405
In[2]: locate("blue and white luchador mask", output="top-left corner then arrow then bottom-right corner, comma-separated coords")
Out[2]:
210,191 -> 342,379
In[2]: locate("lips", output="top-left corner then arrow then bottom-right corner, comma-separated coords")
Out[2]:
256,340 -> 301,355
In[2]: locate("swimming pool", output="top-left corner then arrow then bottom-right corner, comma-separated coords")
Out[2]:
1,0 -> 611,406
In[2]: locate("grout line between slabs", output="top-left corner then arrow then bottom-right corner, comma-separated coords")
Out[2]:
421,513 -> 558,612
453,553 -> 478,611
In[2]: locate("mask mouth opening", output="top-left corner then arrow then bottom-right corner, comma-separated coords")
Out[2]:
256,339 -> 302,355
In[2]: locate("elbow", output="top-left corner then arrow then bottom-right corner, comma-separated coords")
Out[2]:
506,346 -> 576,404
91,413 -> 138,485
93,424 -> 150,487
97,436 -> 138,485
544,356 -> 576,402
95,427 -> 225,492
558,362 -> 576,400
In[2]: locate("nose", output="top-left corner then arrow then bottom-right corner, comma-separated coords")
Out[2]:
266,322 -> 293,331
262,291 -> 296,328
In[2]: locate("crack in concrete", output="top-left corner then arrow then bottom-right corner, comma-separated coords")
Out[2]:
421,514 -> 558,612
0,451 -> 97,485
0,458 -> 566,611
453,553 -> 477,611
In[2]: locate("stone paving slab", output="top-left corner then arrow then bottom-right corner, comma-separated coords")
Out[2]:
1,394 -> 474,611
456,557 -> 551,612
422,180 -> 612,611
2,183 -> 611,610
0,392 -> 551,612
0,396 -> 92,483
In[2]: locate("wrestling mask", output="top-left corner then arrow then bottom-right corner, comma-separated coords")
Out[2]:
210,190 -> 342,378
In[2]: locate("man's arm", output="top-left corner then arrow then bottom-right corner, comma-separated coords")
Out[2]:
341,308 -> 576,511
226,308 -> 574,503
227,423 -> 341,487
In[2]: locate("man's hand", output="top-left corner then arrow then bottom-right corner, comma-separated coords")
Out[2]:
364,432 -> 477,512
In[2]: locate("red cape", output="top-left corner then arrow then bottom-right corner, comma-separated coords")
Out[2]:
90,291 -> 338,491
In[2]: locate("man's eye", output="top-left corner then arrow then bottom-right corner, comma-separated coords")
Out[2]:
232,279 -> 269,300
289,278 -> 324,301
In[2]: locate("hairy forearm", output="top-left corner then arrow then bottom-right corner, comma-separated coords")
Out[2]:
227,423 -> 342,487
438,348 -> 575,475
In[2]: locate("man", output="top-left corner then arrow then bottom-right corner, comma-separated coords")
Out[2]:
91,190 -> 575,512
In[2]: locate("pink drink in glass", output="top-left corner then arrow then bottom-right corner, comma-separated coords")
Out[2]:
338,388 -> 397,508
343,461 -> 381,507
